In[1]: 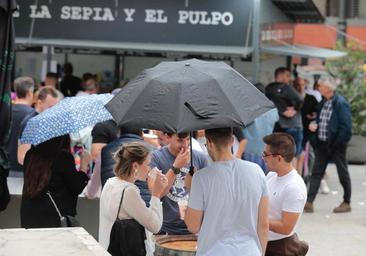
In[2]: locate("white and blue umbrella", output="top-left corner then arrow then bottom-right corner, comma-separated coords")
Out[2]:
20,93 -> 114,145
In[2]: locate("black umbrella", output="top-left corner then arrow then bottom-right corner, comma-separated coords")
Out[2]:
106,59 -> 274,172
106,58 -> 274,133
0,0 -> 16,211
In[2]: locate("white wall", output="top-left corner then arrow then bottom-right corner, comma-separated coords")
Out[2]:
15,51 -> 287,88
15,51 -> 63,82
67,54 -> 115,78
15,51 -> 115,84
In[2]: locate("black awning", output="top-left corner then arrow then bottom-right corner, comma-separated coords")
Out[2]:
272,0 -> 324,22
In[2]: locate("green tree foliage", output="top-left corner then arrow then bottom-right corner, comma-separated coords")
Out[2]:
326,42 -> 366,135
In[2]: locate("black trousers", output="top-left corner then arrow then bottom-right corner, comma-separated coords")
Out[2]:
307,141 -> 351,203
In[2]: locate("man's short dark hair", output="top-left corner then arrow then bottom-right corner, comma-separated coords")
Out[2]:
166,132 -> 189,139
119,126 -> 143,136
37,87 -> 58,101
46,72 -> 58,79
63,62 -> 73,74
205,127 -> 233,147
263,133 -> 295,162
82,72 -> 95,82
274,67 -> 290,79
14,76 -> 34,99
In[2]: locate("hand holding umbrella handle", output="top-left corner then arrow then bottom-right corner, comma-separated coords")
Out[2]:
79,151 -> 92,174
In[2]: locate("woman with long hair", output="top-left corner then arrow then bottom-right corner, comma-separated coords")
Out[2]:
99,142 -> 167,256
20,135 -> 90,228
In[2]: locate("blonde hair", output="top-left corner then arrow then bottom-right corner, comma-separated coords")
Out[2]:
113,142 -> 150,178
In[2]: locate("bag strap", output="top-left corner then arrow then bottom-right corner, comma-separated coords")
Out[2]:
46,191 -> 63,219
116,185 -> 131,220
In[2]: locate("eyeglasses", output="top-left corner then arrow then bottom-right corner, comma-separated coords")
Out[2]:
262,151 -> 277,158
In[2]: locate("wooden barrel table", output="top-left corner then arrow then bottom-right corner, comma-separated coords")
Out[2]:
154,234 -> 197,256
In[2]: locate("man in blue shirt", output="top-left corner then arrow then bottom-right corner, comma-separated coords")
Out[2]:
150,132 -> 208,235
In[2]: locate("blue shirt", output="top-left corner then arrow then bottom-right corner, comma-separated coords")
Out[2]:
150,146 -> 208,235
189,159 -> 268,256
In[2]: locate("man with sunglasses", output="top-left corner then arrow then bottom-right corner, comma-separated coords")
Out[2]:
262,133 -> 308,256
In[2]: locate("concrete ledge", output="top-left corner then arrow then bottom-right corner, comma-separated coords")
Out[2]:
0,178 -> 100,240
0,227 -> 109,256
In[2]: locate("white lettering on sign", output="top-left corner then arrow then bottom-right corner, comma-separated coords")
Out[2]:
29,5 -> 51,19
261,29 -> 293,42
124,8 -> 135,22
178,10 -> 233,26
145,9 -> 168,23
211,11 -> 221,25
60,6 -> 115,21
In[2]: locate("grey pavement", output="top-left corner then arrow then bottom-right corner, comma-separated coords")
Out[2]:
297,163 -> 366,256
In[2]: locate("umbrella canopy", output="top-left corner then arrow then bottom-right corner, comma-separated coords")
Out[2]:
0,0 -> 17,212
106,59 -> 274,133
0,0 -> 16,146
20,94 -> 113,145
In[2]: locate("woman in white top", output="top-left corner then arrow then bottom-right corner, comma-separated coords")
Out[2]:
99,142 -> 167,255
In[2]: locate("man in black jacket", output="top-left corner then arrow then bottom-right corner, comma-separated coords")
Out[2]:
265,67 -> 304,163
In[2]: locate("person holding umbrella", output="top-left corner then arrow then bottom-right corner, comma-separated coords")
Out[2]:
149,132 -> 208,235
185,127 -> 269,256
17,87 -> 59,166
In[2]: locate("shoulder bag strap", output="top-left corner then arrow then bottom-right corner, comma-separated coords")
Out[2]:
46,191 -> 63,220
115,185 -> 131,220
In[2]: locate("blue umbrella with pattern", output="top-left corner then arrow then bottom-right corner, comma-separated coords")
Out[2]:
20,93 -> 113,145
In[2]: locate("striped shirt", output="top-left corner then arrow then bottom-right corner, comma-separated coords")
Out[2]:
318,99 -> 333,141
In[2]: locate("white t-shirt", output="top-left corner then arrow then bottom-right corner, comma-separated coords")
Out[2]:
266,170 -> 307,241
99,178 -> 162,255
189,159 -> 268,256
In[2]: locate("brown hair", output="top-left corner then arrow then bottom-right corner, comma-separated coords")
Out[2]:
263,133 -> 295,162
37,86 -> 58,101
166,132 -> 189,139
23,135 -> 71,198
113,142 -> 150,178
205,127 -> 233,148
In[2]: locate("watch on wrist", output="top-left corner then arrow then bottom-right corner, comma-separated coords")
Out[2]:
171,166 -> 181,175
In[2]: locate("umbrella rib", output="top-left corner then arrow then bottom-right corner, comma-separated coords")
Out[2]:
187,68 -> 245,127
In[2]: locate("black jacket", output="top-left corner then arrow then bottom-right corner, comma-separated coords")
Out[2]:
315,94 -> 352,146
20,151 -> 89,228
265,82 -> 303,113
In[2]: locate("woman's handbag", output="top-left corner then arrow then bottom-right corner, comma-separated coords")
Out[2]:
107,186 -> 146,256
46,191 -> 80,227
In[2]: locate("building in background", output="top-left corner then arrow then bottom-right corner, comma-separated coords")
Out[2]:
12,0 -> 358,87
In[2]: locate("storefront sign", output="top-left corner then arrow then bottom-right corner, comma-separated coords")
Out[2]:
261,23 -> 294,45
14,0 -> 252,49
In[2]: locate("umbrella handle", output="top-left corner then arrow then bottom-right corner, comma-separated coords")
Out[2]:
189,132 -> 195,176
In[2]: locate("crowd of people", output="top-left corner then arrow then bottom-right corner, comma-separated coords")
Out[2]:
2,63 -> 353,256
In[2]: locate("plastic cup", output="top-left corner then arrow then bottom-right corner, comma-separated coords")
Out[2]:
178,198 -> 188,220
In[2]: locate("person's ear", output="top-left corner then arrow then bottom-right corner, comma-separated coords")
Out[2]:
132,162 -> 139,171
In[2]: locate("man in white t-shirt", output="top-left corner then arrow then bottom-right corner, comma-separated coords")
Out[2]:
185,127 -> 269,256
262,133 -> 308,256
